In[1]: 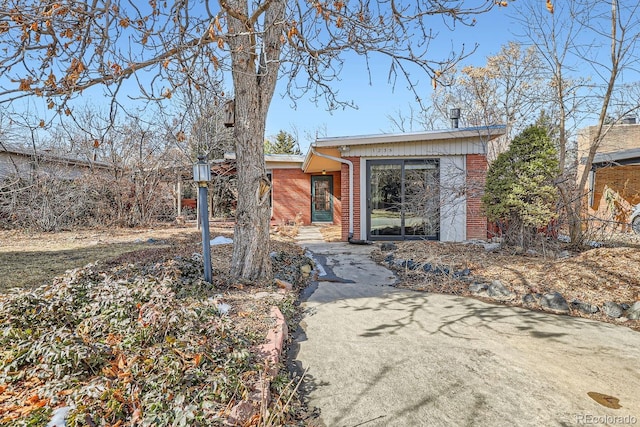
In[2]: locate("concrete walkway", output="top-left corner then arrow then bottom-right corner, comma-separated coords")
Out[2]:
292,227 -> 640,427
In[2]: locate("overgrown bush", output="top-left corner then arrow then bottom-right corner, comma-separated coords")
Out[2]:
482,125 -> 559,248
0,175 -> 99,231
0,169 -> 177,231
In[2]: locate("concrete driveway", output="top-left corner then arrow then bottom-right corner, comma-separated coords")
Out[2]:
291,228 -> 640,427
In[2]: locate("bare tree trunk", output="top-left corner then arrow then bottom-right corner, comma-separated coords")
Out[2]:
225,0 -> 285,281
230,92 -> 272,280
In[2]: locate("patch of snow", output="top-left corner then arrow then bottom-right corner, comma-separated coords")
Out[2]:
216,303 -> 231,315
47,406 -> 72,427
210,236 -> 233,245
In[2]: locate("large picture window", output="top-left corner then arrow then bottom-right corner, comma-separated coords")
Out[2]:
367,159 -> 440,240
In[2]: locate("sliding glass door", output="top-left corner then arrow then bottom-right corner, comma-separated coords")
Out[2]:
367,159 -> 439,240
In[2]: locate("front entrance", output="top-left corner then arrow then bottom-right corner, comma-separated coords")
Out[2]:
311,175 -> 333,222
367,159 -> 440,240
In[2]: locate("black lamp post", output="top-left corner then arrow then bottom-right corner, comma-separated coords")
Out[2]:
193,155 -> 212,283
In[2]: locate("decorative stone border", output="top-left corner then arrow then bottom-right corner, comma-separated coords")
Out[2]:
227,305 -> 289,425
384,254 -> 640,323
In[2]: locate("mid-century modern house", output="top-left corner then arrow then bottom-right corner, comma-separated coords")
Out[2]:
253,125 -> 506,242
577,121 -> 640,227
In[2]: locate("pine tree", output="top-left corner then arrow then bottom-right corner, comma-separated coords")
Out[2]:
264,131 -> 301,155
482,125 -> 559,247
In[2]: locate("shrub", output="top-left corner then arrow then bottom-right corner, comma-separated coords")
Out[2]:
482,125 -> 559,247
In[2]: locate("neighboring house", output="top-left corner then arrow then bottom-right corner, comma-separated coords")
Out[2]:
0,145 -> 109,180
577,122 -> 640,228
224,126 -> 505,242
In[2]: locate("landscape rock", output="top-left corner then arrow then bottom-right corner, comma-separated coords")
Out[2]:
483,242 -> 501,252
422,263 -> 432,272
405,260 -> 418,270
275,278 -> 293,291
453,268 -> 472,278
539,292 -> 570,314
602,301 -> 624,318
380,242 -> 397,251
432,266 -> 450,276
392,259 -> 406,268
571,300 -> 599,314
522,293 -> 541,305
253,291 -> 285,301
469,282 -> 488,293
557,250 -> 571,259
487,280 -> 514,299
626,301 -> 640,320
300,264 -> 312,276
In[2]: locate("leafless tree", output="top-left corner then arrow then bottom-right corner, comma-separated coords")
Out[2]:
514,0 -> 640,244
391,42 -> 551,159
0,0 -> 510,280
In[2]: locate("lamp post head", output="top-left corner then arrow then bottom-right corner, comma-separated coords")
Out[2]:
193,155 -> 211,184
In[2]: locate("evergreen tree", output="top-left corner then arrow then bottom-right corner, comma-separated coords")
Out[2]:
482,125 -> 559,247
264,130 -> 301,155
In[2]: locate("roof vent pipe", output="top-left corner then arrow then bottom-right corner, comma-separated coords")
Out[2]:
449,108 -> 461,129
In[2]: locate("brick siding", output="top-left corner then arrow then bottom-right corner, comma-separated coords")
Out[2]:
466,154 -> 488,240
271,169 -> 341,226
271,169 -> 311,225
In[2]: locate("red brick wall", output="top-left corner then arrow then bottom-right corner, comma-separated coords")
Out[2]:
466,154 -> 488,240
272,169 -> 311,225
271,169 -> 341,226
341,157 -> 361,241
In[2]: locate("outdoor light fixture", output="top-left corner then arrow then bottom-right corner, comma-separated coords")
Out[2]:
193,155 -> 212,283
450,108 -> 461,129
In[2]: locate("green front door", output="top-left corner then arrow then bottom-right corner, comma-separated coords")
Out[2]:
311,175 -> 333,222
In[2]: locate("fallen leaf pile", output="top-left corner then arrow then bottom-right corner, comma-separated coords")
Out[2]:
0,255 -> 279,426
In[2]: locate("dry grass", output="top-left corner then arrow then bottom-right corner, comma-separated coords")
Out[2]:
0,223 -> 308,292
0,225 -> 229,291
318,225 -> 342,242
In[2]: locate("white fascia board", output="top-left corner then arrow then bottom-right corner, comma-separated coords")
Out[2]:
314,126 -> 506,148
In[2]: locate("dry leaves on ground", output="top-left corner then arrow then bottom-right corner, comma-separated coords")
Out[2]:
0,227 -> 311,426
378,240 -> 640,331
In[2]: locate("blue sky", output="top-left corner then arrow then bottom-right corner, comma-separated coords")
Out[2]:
265,6 -> 515,148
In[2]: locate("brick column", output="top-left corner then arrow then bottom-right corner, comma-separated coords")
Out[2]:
341,157 -> 361,241
466,154 -> 488,240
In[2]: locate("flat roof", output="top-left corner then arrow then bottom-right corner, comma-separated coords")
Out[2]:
592,147 -> 640,167
314,125 -> 506,148
223,152 -> 305,163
